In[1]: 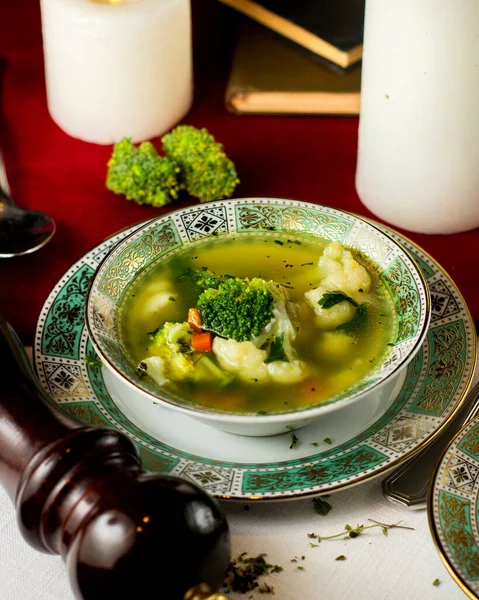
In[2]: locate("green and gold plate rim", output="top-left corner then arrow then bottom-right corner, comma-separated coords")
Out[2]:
34,207 -> 476,501
428,397 -> 479,600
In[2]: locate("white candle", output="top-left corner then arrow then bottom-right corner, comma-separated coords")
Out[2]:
40,0 -> 193,144
356,0 -> 479,234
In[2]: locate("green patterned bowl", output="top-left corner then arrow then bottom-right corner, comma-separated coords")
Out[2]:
85,198 -> 430,436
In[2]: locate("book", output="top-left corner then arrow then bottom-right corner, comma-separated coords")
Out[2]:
225,23 -> 361,115
217,0 -> 365,70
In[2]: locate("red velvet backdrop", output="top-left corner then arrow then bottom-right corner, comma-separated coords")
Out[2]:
0,0 -> 478,342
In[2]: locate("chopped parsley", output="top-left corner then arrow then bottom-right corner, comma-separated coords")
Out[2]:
223,553 -> 283,594
137,362 -> 148,379
290,432 -> 299,449
313,497 -> 332,516
318,291 -> 359,309
265,334 -> 289,363
84,356 -> 103,368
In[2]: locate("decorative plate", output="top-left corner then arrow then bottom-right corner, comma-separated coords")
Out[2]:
429,403 -> 479,599
34,211 -> 476,501
85,199 -> 429,425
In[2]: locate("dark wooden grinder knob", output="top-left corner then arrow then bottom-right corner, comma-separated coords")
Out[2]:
0,317 -> 230,599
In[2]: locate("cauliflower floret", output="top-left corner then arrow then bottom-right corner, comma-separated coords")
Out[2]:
140,356 -> 168,386
317,241 -> 371,295
213,337 -> 270,382
213,337 -> 309,385
315,331 -> 357,360
267,359 -> 308,384
142,291 -> 177,317
304,285 -> 357,329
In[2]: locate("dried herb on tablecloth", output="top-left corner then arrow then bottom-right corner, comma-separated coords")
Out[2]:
223,553 -> 283,594
307,519 -> 414,542
312,497 -> 333,516
432,579 -> 441,587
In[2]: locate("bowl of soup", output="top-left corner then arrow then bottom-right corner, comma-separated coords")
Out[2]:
85,198 -> 430,436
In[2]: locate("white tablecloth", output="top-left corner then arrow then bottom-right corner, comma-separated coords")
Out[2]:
0,351 -> 477,600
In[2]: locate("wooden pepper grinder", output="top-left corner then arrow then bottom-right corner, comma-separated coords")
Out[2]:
0,316 -> 230,600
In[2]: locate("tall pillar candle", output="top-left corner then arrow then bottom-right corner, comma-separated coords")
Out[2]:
40,0 -> 193,145
356,0 -> 479,234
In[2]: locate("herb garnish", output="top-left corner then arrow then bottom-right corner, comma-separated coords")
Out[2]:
307,519 -> 414,542
84,356 -> 103,368
318,291 -> 368,333
309,442 -> 319,447
168,296 -> 176,301
432,579 -> 440,587
324,437 -> 332,445
301,262 -> 314,267
137,362 -> 148,378
313,497 -> 332,516
274,240 -> 284,246
265,334 -> 289,363
335,555 -> 347,561
318,291 -> 359,309
290,432 -> 299,449
223,553 -> 283,594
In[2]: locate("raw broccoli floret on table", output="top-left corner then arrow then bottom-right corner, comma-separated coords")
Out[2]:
162,125 -> 239,202
106,138 -> 180,207
196,277 -> 275,342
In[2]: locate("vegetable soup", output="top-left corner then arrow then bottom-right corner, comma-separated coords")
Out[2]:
120,234 -> 394,415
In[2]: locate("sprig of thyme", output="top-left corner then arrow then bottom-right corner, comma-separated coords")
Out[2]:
307,519 -> 414,542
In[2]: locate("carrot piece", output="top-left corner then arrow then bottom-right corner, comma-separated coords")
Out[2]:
191,332 -> 213,353
188,308 -> 203,333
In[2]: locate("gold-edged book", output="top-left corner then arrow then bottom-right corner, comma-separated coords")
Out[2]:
226,24 -> 361,115
217,0 -> 364,70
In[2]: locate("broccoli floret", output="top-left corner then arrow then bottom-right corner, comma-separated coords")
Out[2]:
106,138 -> 180,207
162,125 -> 239,202
180,267 -> 233,290
145,322 -> 195,382
149,321 -> 193,354
197,277 -> 274,342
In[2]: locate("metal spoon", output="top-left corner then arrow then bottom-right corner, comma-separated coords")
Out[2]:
0,150 -> 56,257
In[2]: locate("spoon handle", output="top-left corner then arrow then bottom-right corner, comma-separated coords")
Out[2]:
0,150 -> 12,201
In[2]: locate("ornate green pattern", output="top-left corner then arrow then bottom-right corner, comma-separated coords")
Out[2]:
381,257 -> 420,343
42,265 -> 93,358
235,204 -> 353,241
60,402 -> 111,427
458,424 -> 479,462
34,201 -> 475,501
242,446 -> 387,493
431,407 -> 479,598
99,220 -> 181,302
410,321 -> 466,416
438,491 -> 479,581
